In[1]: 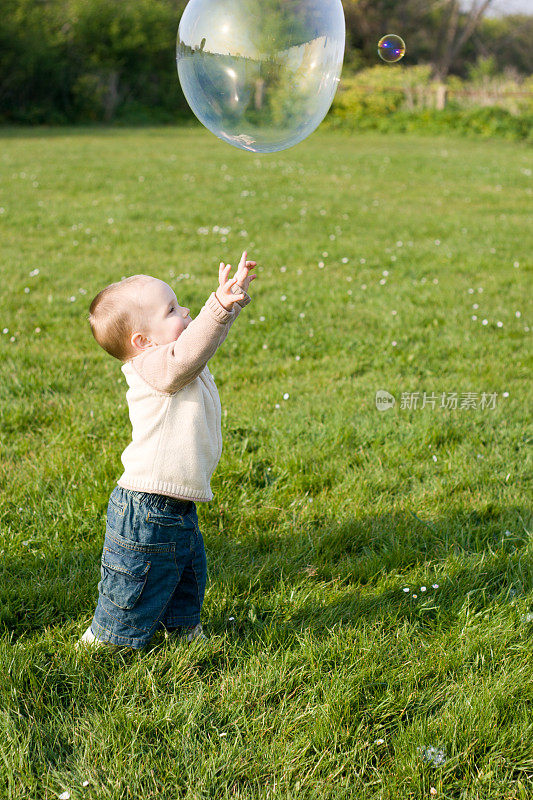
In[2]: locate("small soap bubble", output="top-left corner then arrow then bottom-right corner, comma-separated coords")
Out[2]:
377,34 -> 406,63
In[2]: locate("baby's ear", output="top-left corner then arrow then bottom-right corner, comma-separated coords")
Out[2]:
130,332 -> 152,353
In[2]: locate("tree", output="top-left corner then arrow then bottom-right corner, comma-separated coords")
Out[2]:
342,0 -> 441,69
476,13 -> 533,76
432,0 -> 496,81
341,0 -> 505,80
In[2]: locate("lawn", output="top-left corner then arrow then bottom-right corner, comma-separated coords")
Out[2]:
0,125 -> 531,799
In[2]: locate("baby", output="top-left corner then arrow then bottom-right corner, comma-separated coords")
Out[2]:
78,252 -> 257,650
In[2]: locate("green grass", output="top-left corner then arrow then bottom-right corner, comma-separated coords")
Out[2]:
0,125 -> 532,799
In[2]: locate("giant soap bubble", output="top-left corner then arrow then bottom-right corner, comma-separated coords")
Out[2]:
176,0 -> 346,153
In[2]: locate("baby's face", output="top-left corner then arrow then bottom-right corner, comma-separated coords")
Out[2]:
135,278 -> 191,347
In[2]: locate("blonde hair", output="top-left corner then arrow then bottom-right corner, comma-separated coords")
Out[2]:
88,275 -> 152,361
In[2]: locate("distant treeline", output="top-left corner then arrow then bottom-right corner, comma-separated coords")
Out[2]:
0,0 -> 531,124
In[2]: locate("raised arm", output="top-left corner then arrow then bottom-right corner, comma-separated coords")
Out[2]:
130,254 -> 257,394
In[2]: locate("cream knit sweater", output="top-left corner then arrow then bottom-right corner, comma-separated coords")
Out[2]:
116,290 -> 251,502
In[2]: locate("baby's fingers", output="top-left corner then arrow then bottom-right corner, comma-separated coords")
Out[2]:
219,262 -> 232,281
221,274 -> 238,290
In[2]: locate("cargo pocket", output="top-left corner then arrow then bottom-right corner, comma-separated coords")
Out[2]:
99,547 -> 151,610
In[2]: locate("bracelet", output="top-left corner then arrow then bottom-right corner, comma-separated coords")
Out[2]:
231,284 -> 251,302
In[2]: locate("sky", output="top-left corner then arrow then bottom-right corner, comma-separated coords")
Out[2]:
481,0 -> 532,15
460,0 -> 532,14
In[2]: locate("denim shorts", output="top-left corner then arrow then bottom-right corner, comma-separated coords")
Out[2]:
90,485 -> 207,649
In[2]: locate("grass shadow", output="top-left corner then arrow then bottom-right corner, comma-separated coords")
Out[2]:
1,504 -> 529,649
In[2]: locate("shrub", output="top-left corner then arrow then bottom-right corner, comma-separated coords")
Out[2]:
327,64 -> 533,141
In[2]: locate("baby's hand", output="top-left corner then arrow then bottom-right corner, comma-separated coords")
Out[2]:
215,261 -> 247,311
233,250 -> 258,293
215,252 -> 258,311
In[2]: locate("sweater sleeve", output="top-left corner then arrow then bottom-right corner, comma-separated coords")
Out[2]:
129,291 -> 250,394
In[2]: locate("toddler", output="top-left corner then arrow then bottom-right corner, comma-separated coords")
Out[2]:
78,252 -> 257,650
